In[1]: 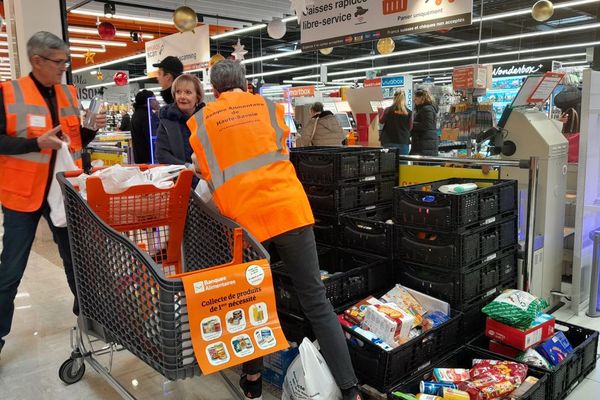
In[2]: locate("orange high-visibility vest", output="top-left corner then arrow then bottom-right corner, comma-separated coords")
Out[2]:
188,91 -> 314,242
0,76 -> 83,212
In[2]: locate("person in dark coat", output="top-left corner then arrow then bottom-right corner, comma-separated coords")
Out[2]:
379,89 -> 412,154
155,74 -> 204,174
410,88 -> 439,156
118,111 -> 131,131
131,90 -> 159,164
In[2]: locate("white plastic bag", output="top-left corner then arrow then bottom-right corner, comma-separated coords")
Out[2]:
282,338 -> 342,400
48,142 -> 78,227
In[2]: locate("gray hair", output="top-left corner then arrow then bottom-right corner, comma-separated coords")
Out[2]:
210,60 -> 246,93
27,31 -> 69,60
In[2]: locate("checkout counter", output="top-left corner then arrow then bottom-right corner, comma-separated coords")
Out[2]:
86,131 -> 134,166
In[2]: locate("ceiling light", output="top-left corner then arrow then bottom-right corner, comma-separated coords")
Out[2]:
70,38 -> 127,47
246,65 -> 318,79
70,9 -> 172,25
104,2 -> 116,19
241,50 -> 302,64
68,26 -> 155,40
70,54 -> 85,58
211,15 -> 299,40
473,0 -> 600,23
69,46 -> 106,53
85,75 -> 150,90
73,53 -> 145,73
561,60 -> 589,65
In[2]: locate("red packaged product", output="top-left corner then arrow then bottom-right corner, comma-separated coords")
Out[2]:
485,315 -> 555,351
479,380 -> 517,399
471,361 -> 528,384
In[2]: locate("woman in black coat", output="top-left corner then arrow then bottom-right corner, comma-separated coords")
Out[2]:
131,90 -> 159,163
155,74 -> 204,170
410,89 -> 439,156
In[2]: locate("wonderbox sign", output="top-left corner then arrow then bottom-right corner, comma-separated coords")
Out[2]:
300,0 -> 473,51
145,26 -> 210,78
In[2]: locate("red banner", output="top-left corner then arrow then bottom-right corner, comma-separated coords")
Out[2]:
364,78 -> 382,88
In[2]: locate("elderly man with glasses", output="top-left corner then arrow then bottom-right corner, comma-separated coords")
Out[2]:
0,31 -> 106,358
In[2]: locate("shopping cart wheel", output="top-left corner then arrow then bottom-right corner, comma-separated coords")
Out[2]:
59,358 -> 86,384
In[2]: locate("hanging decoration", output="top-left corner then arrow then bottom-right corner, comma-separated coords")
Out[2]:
376,38 -> 395,55
267,18 -> 286,39
231,39 -> 248,61
84,49 -> 96,64
97,21 -> 116,40
209,53 -> 226,68
290,0 -> 314,18
531,0 -> 554,22
319,47 -> 334,55
173,6 -> 198,33
113,71 -> 128,86
96,70 -> 104,81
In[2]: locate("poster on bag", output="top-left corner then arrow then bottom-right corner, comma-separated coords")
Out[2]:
180,259 -> 288,374
300,0 -> 473,51
145,26 -> 210,78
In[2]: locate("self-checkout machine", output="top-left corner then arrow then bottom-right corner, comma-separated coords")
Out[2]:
493,72 -> 568,306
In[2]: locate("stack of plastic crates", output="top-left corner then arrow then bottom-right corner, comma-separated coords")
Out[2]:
56,168 -> 268,394
393,178 -> 519,341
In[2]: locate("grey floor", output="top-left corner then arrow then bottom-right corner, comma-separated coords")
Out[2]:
0,217 -> 598,399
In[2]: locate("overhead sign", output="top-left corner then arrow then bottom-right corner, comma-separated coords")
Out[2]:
145,26 -> 210,78
74,70 -> 130,103
179,260 -> 288,374
453,64 -> 492,90
493,63 -> 549,77
364,78 -> 381,87
300,0 -> 473,51
286,86 -> 316,98
381,76 -> 405,88
527,72 -> 565,103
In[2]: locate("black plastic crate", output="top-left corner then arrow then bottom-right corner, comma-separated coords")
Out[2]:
388,346 -> 548,400
293,146 -> 397,185
344,310 -> 462,392
278,310 -> 316,344
394,178 -> 517,231
340,206 -> 395,257
461,279 -> 518,342
394,215 -> 517,270
304,176 -> 396,213
313,212 -> 342,246
396,249 -> 518,308
469,320 -> 599,400
272,247 -> 392,315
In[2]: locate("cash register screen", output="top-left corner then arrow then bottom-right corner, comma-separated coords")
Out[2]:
335,113 -> 352,130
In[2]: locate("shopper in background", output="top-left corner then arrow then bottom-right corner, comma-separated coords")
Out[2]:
0,31 -> 106,356
296,101 -> 345,147
156,74 -> 205,172
188,60 -> 363,400
118,110 -> 131,131
130,90 -> 159,164
152,56 -> 184,104
554,74 -> 581,134
410,88 -> 439,156
379,90 -> 412,154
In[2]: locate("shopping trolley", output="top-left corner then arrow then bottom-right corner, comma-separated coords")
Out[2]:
56,168 -> 269,399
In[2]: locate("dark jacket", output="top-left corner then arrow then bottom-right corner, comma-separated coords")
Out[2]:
119,113 -> 131,131
380,107 -> 412,146
411,103 -> 439,156
161,87 -> 174,104
131,107 -> 159,164
155,102 -> 205,166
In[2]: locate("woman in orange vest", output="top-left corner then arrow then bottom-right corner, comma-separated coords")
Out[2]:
188,60 -> 363,400
0,32 -> 106,357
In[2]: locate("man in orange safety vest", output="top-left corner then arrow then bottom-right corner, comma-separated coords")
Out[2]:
0,32 -> 106,357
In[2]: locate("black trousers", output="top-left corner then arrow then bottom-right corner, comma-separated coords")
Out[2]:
242,226 -> 357,390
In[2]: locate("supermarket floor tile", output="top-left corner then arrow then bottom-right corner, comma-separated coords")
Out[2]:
0,241 -> 279,399
567,314 -> 600,334
587,357 -> 600,383
564,377 -> 600,399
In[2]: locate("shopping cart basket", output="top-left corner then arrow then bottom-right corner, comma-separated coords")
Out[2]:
56,168 -> 269,399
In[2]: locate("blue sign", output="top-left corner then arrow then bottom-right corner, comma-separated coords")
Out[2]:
381,76 -> 405,88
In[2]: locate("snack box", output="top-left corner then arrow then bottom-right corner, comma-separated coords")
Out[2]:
362,303 -> 415,345
535,331 -> 574,366
382,284 -> 427,319
344,295 -> 384,325
485,314 -> 555,351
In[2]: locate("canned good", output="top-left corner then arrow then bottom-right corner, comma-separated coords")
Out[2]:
441,387 -> 470,400
420,381 -> 458,395
415,394 -> 442,400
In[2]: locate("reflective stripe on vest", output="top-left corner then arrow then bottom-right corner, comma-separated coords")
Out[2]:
7,80 -> 49,138
7,152 -> 51,163
192,99 -> 289,192
59,85 -> 80,117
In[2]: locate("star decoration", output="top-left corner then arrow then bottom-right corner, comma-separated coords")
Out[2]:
96,70 -> 103,81
84,49 -> 96,64
231,39 -> 248,61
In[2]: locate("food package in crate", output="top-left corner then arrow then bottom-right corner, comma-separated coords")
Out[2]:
534,331 -> 574,366
381,284 -> 427,326
481,289 -> 548,330
361,303 -> 415,346
343,296 -> 384,325
485,313 -> 555,351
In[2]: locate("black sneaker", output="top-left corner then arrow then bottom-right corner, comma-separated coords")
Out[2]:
239,375 -> 262,400
342,386 -> 363,400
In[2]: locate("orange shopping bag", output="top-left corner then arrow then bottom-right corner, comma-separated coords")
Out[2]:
174,234 -> 288,374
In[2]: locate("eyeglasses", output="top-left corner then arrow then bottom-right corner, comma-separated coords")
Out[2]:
37,55 -> 70,68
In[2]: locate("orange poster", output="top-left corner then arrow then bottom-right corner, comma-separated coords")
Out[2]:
179,260 -> 289,374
